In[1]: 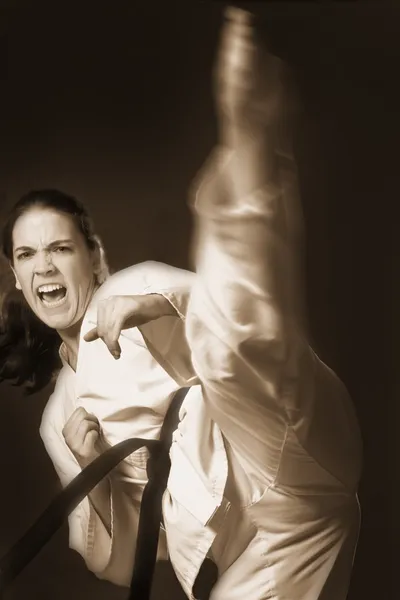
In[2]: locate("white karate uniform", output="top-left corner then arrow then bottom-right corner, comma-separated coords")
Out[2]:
40,147 -> 362,599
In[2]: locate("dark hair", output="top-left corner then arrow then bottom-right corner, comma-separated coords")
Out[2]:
0,189 -> 102,394
2,189 -> 99,263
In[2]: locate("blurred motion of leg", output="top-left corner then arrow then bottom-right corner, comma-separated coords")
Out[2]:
187,4 -> 362,600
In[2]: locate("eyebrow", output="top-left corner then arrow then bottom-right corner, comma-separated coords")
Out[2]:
14,239 -> 75,253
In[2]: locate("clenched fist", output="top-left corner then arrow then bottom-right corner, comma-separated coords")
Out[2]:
83,293 -> 176,359
62,407 -> 102,469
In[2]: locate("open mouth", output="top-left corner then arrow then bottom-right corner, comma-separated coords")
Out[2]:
37,283 -> 67,308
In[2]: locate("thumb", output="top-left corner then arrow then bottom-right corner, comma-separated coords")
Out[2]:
83,327 -> 100,343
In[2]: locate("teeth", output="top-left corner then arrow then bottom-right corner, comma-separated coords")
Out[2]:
41,296 -> 67,308
38,283 -> 64,293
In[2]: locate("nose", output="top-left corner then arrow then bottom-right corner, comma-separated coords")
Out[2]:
33,250 -> 56,275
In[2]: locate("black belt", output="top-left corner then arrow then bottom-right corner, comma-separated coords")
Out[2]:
0,386 -> 189,600
129,386 -> 189,599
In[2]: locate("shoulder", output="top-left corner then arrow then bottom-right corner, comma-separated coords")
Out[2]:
94,261 -> 153,299
94,261 -> 186,298
87,261 -> 194,313
83,261 -> 155,322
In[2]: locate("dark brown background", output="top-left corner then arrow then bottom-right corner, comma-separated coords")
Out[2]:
0,2 -> 396,599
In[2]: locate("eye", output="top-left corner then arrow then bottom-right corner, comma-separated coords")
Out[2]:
54,246 -> 70,253
16,251 -> 32,261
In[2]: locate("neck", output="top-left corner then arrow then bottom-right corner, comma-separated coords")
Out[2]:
58,319 -> 83,371
57,278 -> 101,370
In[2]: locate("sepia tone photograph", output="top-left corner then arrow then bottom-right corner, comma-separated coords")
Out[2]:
0,1 -> 395,599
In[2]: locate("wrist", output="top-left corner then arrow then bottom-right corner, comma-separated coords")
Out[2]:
75,450 -> 100,470
143,293 -> 176,320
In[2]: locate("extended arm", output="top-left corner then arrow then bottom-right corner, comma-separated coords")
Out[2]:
84,261 -> 198,386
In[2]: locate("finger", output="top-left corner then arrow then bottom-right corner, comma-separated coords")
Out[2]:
85,429 -> 100,444
62,407 -> 88,437
86,328 -> 121,359
82,430 -> 100,454
95,300 -> 122,358
94,299 -> 108,340
69,407 -> 98,425
83,412 -> 100,425
64,416 -> 99,443
101,310 -> 123,358
83,327 -> 100,342
77,419 -> 100,440
63,408 -> 99,437
103,331 -> 122,359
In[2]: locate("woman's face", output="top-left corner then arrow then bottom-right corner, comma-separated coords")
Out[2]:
11,207 -> 98,332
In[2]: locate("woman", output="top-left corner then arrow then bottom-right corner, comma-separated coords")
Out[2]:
0,188 -> 198,572
0,7 -> 362,600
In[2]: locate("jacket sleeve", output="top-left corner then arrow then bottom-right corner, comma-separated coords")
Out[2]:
134,261 -> 200,387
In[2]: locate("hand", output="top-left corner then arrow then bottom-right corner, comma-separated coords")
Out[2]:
62,408 -> 102,468
215,7 -> 297,146
83,293 -> 176,359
